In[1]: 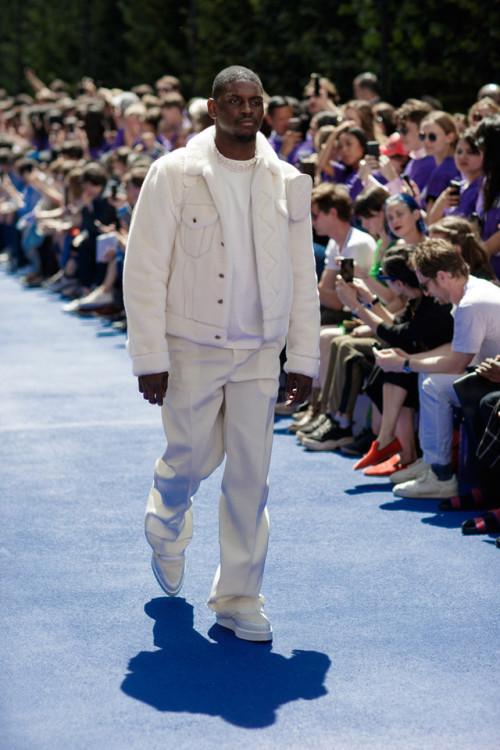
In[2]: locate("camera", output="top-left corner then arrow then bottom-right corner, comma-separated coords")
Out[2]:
340,257 -> 354,283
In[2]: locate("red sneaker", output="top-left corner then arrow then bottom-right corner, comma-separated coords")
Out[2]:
353,438 -> 402,471
363,454 -> 406,476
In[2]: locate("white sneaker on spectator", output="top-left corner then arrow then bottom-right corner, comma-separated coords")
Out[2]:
390,457 -> 426,484
393,465 -> 458,498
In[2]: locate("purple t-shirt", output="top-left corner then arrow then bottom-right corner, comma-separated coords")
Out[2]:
267,132 -> 314,166
443,177 -> 481,219
423,156 -> 460,203
403,155 -> 436,192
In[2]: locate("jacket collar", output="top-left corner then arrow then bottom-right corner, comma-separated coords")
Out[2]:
184,125 -> 282,177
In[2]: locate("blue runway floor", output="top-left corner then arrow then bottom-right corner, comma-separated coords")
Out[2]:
1,269 -> 498,749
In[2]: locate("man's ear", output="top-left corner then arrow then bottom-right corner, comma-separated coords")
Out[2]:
435,269 -> 449,283
207,98 -> 217,121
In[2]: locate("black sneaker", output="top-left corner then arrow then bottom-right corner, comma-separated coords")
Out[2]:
296,412 -> 328,440
340,426 -> 376,456
302,417 -> 353,451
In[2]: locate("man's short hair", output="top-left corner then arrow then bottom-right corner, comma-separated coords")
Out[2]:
395,98 -> 432,127
160,91 -> 185,111
354,185 -> 390,219
212,66 -> 263,100
267,96 -> 294,117
311,183 -> 352,223
353,71 -> 379,94
81,162 -> 108,187
410,238 -> 469,279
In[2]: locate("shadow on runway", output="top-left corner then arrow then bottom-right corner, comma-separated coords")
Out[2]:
121,597 -> 331,728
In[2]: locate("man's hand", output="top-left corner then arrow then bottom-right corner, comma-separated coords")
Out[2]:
284,373 -> 313,407
475,356 -> 500,383
374,347 -> 408,372
138,372 -> 169,405
280,130 -> 302,157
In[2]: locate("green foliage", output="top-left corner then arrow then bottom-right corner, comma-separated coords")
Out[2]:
0,0 -> 498,111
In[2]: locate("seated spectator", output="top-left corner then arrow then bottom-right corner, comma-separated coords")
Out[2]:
443,356 -> 500,524
266,95 -> 312,166
394,99 -> 435,193
335,245 -> 453,471
418,111 -> 460,211
62,165 -> 148,318
67,161 -> 118,296
373,102 -> 397,137
318,123 -> 374,201
385,193 -> 427,246
428,215 -> 495,281
302,75 -> 341,117
474,115 -> 500,269
157,92 -> 188,151
352,72 -> 380,104
342,100 -> 385,143
375,238 -> 500,499
467,97 -> 500,126
427,128 -> 483,223
312,182 -> 376,325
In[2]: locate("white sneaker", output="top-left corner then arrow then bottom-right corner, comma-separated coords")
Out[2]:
216,609 -> 273,642
151,553 -> 185,597
390,457 -> 426,484
393,465 -> 458,499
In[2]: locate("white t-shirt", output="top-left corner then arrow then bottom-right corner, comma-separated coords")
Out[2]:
452,275 -> 500,364
213,152 -> 264,347
324,226 -> 376,271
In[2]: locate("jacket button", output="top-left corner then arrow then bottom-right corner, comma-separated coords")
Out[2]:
217,299 -> 223,304
219,273 -> 224,278
221,241 -> 224,246
192,217 -> 197,223
215,335 -> 221,340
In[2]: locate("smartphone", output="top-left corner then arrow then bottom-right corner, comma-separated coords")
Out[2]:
449,179 -> 461,196
312,74 -> 321,96
340,257 -> 354,283
365,141 -> 380,158
288,117 -> 302,133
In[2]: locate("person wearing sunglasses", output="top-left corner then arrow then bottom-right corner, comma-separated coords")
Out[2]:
334,244 -> 454,473
467,96 -> 500,127
374,238 -> 500,499
394,99 -> 435,193
418,111 -> 461,213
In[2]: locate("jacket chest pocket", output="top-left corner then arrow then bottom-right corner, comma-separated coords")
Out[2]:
179,204 -> 219,258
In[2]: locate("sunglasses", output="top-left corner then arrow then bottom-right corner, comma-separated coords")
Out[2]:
397,126 -> 408,135
419,132 -> 438,142
471,113 -> 484,122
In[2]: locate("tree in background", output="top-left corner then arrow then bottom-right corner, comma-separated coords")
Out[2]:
0,0 -> 498,111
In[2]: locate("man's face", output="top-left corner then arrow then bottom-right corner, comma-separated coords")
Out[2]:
416,269 -> 450,304
398,119 -> 420,153
267,105 -> 293,136
208,80 -> 264,143
311,203 -> 333,237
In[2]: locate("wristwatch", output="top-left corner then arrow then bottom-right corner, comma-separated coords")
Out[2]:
402,358 -> 411,373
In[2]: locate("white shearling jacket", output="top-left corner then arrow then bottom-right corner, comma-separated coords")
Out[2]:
123,126 -> 320,378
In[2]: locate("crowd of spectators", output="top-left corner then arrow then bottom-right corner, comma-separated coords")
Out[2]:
1,67 -> 500,545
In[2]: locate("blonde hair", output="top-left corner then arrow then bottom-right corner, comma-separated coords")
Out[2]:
421,110 -> 459,147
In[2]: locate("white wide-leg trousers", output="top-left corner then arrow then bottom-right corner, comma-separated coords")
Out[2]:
145,335 -> 283,615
